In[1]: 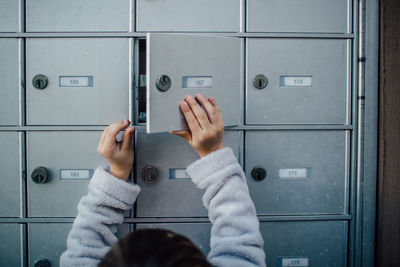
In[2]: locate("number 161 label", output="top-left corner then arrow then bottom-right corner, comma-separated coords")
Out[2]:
60,169 -> 93,180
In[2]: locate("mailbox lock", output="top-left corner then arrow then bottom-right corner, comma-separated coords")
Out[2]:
251,166 -> 267,181
253,74 -> 268,89
141,165 -> 159,184
31,166 -> 49,184
156,74 -> 171,92
34,258 -> 51,267
32,74 -> 48,90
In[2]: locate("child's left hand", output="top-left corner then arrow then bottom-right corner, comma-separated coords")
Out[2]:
97,119 -> 135,181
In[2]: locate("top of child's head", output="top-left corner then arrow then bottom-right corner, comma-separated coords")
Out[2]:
98,229 -> 213,267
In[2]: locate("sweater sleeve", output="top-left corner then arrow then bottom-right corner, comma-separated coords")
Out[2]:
59,167 -> 141,267
186,147 -> 266,267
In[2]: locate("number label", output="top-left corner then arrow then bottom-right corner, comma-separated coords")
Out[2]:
59,76 -> 94,87
278,168 -> 311,179
182,76 -> 213,88
60,169 -> 93,180
278,257 -> 309,267
169,168 -> 190,179
280,76 -> 312,87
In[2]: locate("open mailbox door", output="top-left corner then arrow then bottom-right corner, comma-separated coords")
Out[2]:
146,33 -> 242,133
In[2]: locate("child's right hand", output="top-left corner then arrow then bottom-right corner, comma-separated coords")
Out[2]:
97,119 -> 135,181
171,94 -> 224,158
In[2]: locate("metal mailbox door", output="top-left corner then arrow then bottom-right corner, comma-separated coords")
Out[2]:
136,131 -> 241,217
261,221 -> 347,267
27,38 -> 130,125
0,39 -> 21,125
247,0 -> 350,33
245,131 -> 348,215
246,39 -> 349,125
137,0 -> 240,32
0,224 -> 23,267
0,0 -> 20,32
27,0 -> 132,32
0,132 -> 22,217
137,223 -> 211,255
146,33 -> 242,133
29,223 -> 130,267
27,131 -> 109,217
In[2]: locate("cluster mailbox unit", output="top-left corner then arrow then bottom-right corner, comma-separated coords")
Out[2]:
0,1 -> 378,267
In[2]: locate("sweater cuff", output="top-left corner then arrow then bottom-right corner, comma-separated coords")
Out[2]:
186,147 -> 238,186
89,167 -> 141,206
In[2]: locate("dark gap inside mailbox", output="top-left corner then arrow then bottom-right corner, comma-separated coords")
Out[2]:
138,39 -> 147,123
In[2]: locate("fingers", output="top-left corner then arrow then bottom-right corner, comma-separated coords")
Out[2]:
208,97 -> 224,127
180,101 -> 202,133
185,95 -> 211,129
195,94 -> 217,124
121,126 -> 135,151
208,97 -> 217,107
104,119 -> 130,148
170,130 -> 191,142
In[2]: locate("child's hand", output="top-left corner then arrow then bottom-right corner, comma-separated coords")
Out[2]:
97,120 -> 135,180
171,94 -> 224,157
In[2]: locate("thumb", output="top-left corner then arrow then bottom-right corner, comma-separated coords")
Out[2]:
121,126 -> 135,151
170,130 -> 191,143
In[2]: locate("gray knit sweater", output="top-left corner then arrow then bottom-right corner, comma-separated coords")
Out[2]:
60,147 -> 266,266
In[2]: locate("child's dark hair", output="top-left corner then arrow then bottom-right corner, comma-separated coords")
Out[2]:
99,229 -> 213,267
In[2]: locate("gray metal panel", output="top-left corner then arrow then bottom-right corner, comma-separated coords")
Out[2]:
147,33 -> 242,133
137,223 -> 211,255
0,223 -> 23,266
137,0 -> 240,32
0,39 -> 21,125
359,0 -> 379,266
247,0 -> 350,33
0,0 -> 20,32
136,131 -> 241,217
245,131 -> 348,215
28,223 -> 130,267
246,39 -> 349,125
261,221 -> 347,267
0,132 -> 22,217
26,38 -> 130,125
27,131 -> 109,217
26,0 -> 132,32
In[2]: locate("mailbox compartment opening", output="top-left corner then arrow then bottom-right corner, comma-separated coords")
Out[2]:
137,39 -> 147,123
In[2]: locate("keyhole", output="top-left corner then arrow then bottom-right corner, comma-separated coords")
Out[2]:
36,79 -> 43,88
251,167 -> 267,181
253,74 -> 268,89
156,74 -> 171,92
162,75 -> 169,85
32,74 -> 48,89
34,258 -> 51,267
258,79 -> 263,88
35,174 -> 44,183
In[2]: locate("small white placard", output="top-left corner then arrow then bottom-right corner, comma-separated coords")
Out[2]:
278,168 -> 310,179
280,76 -> 312,87
281,257 -> 309,267
182,76 -> 212,88
59,76 -> 93,87
60,169 -> 93,180
169,168 -> 190,179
